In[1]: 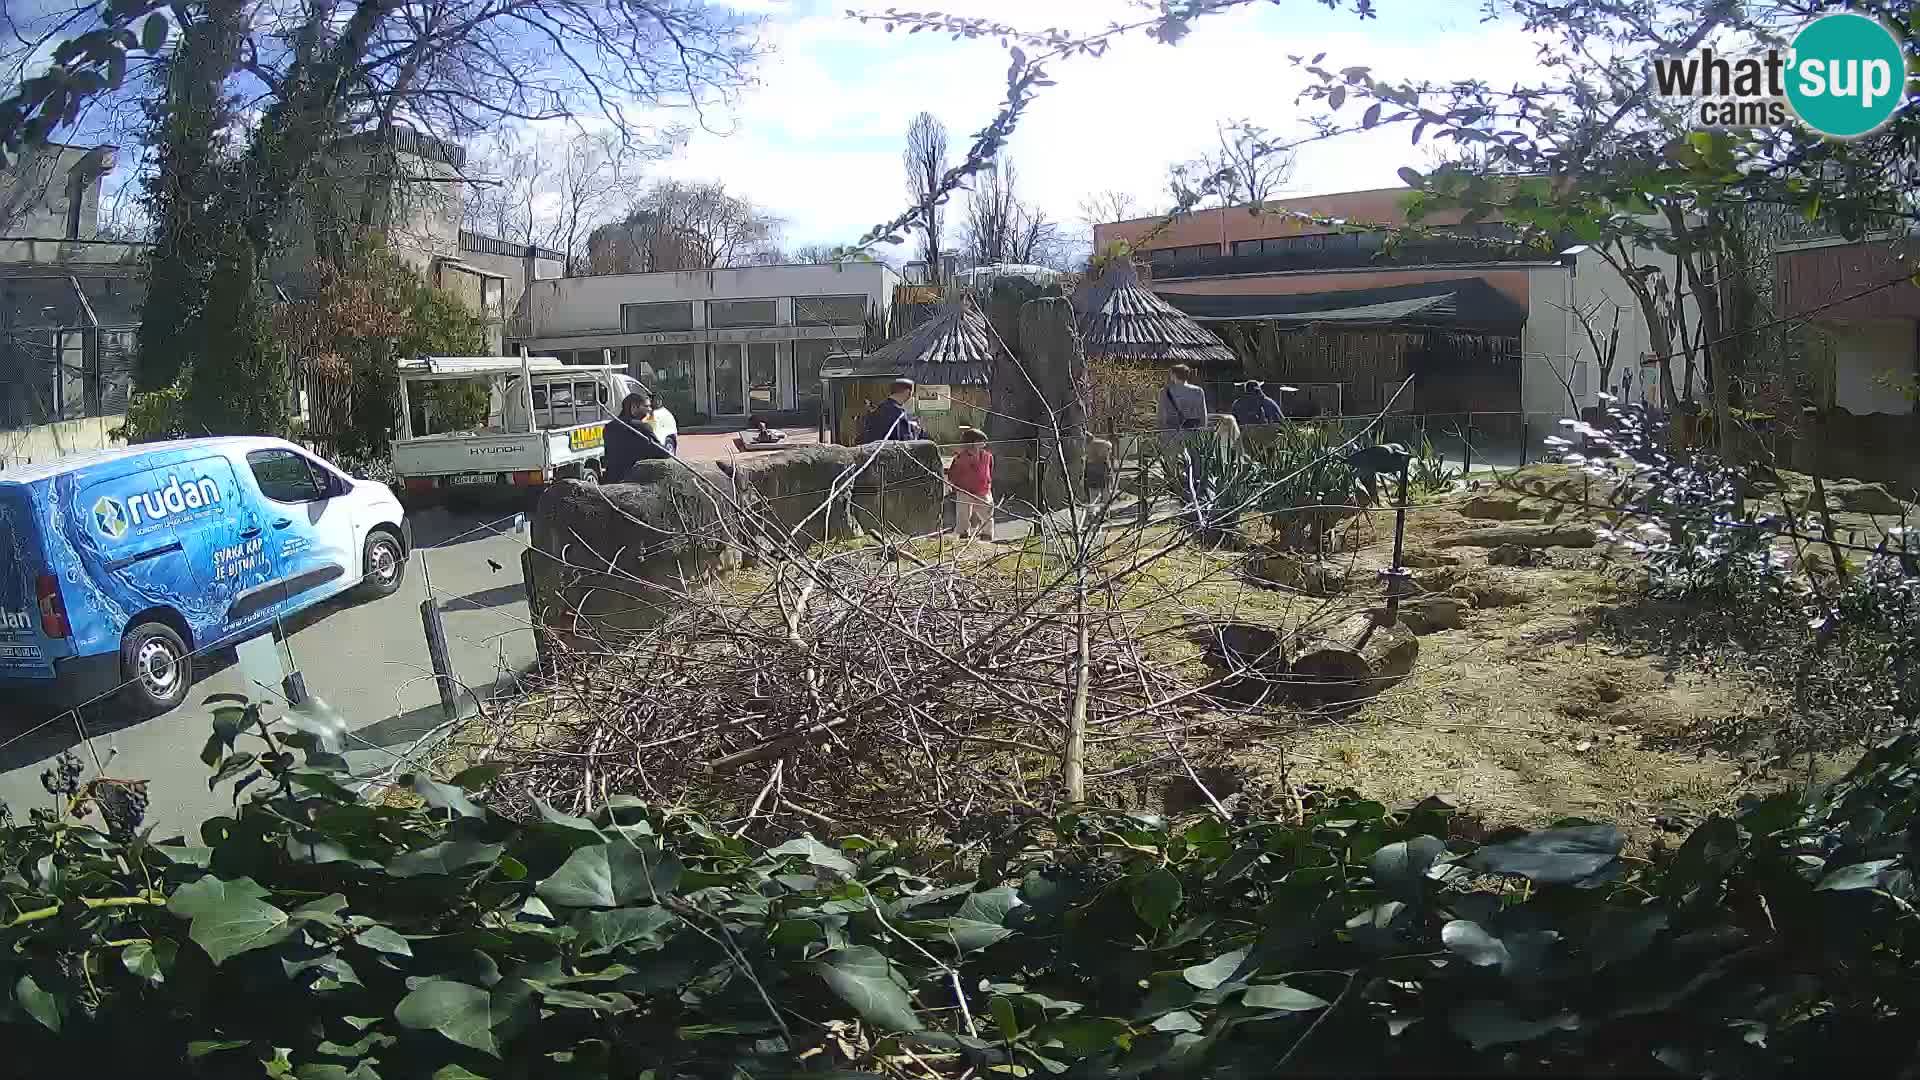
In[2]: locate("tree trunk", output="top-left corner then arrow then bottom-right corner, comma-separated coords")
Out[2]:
1666,206 -> 1734,462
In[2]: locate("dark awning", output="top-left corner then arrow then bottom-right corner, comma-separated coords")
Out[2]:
1162,278 -> 1528,332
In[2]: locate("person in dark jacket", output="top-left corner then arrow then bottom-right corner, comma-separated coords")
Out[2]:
1230,381 -> 1283,427
602,392 -> 671,483
858,378 -> 923,443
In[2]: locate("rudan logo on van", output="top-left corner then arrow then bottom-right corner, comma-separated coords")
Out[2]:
0,609 -> 31,632
91,475 -> 223,539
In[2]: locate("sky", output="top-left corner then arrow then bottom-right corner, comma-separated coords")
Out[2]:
650,0 -> 1557,254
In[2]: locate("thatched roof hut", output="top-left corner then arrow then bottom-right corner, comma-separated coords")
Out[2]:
1075,258 -> 1235,367
837,291 -> 1004,386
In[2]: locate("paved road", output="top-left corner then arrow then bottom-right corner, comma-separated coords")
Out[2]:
0,505 -> 538,835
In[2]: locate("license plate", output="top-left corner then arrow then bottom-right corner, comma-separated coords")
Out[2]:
446,473 -> 500,487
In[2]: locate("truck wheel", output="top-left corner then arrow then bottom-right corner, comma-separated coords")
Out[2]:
359,530 -> 407,600
119,622 -> 193,717
582,461 -> 601,485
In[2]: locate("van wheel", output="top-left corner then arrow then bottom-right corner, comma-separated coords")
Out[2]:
119,622 -> 192,717
582,461 -> 601,485
359,530 -> 407,600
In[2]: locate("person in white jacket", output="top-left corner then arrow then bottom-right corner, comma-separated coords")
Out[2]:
648,395 -> 679,454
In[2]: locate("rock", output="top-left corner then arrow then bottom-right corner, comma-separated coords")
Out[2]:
1247,551 -> 1348,596
1786,480 -> 1909,518
1487,544 -> 1543,567
1434,524 -> 1598,550
529,463 -> 747,650
717,440 -> 947,546
1379,595 -> 1464,635
1459,493 -> 1547,521
1401,549 -> 1462,568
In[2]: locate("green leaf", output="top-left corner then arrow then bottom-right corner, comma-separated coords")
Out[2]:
431,1068 -> 492,1080
1033,1016 -> 1131,1054
573,906 -> 676,952
14,973 -> 63,1033
990,994 -> 1020,1039
1129,869 -> 1182,931
187,893 -> 294,965
353,924 -> 414,958
121,939 -> 172,984
1181,948 -> 1247,990
811,946 -> 922,1032
1442,920 -> 1509,967
1241,983 -> 1330,1012
394,977 -> 535,1058
410,774 -> 483,818
1816,859 -> 1895,891
1458,825 -> 1622,886
1397,166 -> 1424,188
140,12 -> 167,52
209,751 -> 258,790
187,1039 -> 251,1058
766,835 -> 857,876
537,838 -> 681,908
168,875 -> 270,920
1363,102 -> 1382,128
291,893 -> 349,926
390,840 -> 504,878
1370,836 -> 1446,901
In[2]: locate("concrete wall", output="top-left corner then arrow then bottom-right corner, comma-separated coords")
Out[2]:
0,414 -> 122,469
520,262 -> 897,337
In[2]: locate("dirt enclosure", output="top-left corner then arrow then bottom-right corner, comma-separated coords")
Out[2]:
1115,462 -> 1900,847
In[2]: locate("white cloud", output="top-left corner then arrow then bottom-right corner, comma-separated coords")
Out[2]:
642,1 -> 1557,254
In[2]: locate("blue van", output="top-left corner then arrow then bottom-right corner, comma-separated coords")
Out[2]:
0,437 -> 410,717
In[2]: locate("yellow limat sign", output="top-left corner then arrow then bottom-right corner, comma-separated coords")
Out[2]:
570,424 -> 605,451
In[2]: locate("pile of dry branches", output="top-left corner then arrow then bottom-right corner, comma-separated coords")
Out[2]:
477,542 -> 1204,835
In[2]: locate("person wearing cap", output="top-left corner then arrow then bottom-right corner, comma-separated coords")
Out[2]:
1230,381 -> 1284,427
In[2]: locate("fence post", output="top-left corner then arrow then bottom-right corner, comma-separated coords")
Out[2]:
1462,413 -> 1474,475
420,598 -> 459,721
1031,440 -> 1046,516
1136,437 -> 1150,527
1520,419 -> 1530,466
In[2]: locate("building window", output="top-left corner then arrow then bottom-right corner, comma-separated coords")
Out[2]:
625,343 -> 699,418
1232,239 -> 1264,257
793,294 -> 868,327
707,298 -> 778,328
621,301 -> 695,333
793,338 -> 852,415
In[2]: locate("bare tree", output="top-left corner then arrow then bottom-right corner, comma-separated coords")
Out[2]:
1167,119 -> 1295,211
790,243 -> 874,264
959,157 -> 1063,268
1076,189 -> 1141,260
902,111 -> 948,282
599,179 -> 784,272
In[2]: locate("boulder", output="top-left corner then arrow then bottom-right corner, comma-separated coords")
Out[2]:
529,463 -> 748,651
720,441 -> 944,546
1448,574 -> 1534,609
1434,524 -> 1598,550
1786,479 -> 1909,518
1401,549 -> 1462,569
1459,493 -> 1547,521
1411,565 -> 1465,593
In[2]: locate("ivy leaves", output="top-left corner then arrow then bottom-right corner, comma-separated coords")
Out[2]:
395,978 -> 535,1058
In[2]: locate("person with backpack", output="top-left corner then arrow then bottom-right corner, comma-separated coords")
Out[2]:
1158,365 -> 1213,514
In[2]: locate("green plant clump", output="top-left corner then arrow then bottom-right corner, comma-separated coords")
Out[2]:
1,694 -> 1916,1077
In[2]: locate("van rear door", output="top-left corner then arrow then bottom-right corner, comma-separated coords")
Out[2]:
0,484 -> 56,679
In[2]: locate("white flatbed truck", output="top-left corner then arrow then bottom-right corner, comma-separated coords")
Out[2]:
391,355 -> 646,498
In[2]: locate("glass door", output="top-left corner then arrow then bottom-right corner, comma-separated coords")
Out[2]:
710,345 -> 745,416
746,343 -> 778,415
